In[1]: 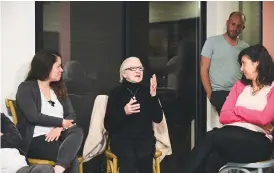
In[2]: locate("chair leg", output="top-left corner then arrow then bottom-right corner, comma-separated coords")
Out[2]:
79,161 -> 83,173
107,159 -> 114,173
113,158 -> 118,173
155,157 -> 160,173
106,159 -> 110,173
258,168 -> 263,173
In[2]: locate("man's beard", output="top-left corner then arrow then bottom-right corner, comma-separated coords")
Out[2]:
226,30 -> 238,39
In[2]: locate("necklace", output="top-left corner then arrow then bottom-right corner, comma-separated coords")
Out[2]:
251,85 -> 263,96
126,88 -> 139,100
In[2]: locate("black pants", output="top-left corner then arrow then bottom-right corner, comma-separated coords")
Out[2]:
181,126 -> 272,173
110,136 -> 155,173
210,91 -> 230,115
16,165 -> 54,173
27,126 -> 84,173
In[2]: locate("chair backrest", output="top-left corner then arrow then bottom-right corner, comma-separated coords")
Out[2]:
5,99 -> 18,125
82,95 -> 109,161
68,93 -> 97,136
68,93 -> 97,154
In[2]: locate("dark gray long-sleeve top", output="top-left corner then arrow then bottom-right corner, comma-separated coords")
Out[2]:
16,80 -> 76,153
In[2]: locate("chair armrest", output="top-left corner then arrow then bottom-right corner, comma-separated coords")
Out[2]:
28,158 -> 55,166
105,149 -> 117,159
78,156 -> 84,163
154,150 -> 162,158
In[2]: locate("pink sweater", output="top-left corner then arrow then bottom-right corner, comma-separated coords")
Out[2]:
220,80 -> 274,126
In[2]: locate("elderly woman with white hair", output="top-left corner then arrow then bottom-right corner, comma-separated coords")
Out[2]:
104,57 -> 163,173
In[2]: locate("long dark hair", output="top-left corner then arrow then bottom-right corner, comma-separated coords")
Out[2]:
25,50 -> 67,99
238,44 -> 274,86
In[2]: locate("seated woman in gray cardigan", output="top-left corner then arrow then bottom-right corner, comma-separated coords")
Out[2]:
16,50 -> 84,173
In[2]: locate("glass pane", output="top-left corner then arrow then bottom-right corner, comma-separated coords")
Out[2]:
239,1 -> 262,45
148,2 -> 200,172
149,2 -> 200,90
43,2 -> 60,51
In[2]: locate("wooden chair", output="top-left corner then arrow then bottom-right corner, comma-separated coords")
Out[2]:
5,99 -> 18,125
105,135 -> 162,173
5,98 -> 84,173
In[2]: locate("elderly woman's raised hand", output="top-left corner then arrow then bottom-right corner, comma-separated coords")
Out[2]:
150,74 -> 157,97
124,99 -> 140,115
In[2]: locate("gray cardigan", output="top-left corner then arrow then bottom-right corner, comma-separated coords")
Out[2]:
16,80 -> 76,153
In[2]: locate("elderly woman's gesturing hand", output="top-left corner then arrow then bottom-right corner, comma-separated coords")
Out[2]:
124,99 -> 140,115
150,74 -> 157,97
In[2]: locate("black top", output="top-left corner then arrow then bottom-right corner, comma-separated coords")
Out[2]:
104,80 -> 163,140
1,113 -> 29,164
1,113 -> 23,149
16,80 -> 76,153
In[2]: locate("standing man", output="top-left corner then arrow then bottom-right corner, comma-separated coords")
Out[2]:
200,11 -> 249,115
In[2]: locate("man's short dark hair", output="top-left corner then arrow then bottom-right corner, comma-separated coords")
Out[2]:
229,11 -> 246,23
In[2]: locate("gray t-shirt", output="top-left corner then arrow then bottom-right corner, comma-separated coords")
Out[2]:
201,35 -> 249,91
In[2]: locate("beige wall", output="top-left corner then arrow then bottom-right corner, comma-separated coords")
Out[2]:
263,1 -> 274,57
1,1 -> 35,114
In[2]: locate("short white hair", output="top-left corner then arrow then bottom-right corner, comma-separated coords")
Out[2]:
119,57 -> 141,83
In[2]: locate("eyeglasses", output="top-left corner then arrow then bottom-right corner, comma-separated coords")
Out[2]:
125,67 -> 144,71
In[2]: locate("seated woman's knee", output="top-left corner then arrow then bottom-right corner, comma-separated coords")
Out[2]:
69,126 -> 84,137
30,165 -> 54,173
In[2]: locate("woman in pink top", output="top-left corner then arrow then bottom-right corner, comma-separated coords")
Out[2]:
182,44 -> 274,173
